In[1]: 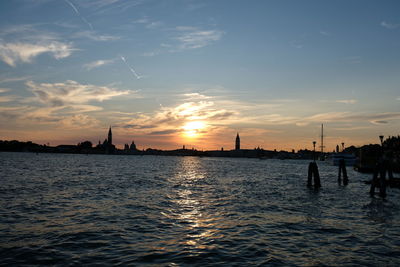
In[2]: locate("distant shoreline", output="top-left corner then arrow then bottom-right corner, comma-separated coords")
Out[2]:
0,140 -> 316,160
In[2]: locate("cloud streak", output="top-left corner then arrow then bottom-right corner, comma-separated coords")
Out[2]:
175,27 -> 223,49
133,17 -> 163,29
336,99 -> 357,104
74,30 -> 120,41
305,111 -> 400,125
0,95 -> 17,103
120,56 -> 141,79
118,99 -> 236,135
26,80 -> 131,106
60,114 -> 100,129
0,76 -> 31,84
380,21 -> 399,29
64,0 -> 94,30
0,41 -> 74,67
84,59 -> 115,70
79,0 -> 143,15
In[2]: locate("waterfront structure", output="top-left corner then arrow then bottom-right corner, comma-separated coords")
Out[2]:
108,126 -> 112,146
235,133 -> 240,150
96,126 -> 115,154
130,141 -> 137,151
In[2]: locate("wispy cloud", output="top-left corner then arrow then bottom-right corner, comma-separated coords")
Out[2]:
74,30 -> 120,41
0,23 -> 67,43
0,106 -> 35,121
79,0 -> 143,15
305,111 -> 400,125
116,94 -> 295,138
133,17 -> 163,29
0,76 -> 31,84
142,50 -> 161,57
380,21 -> 399,29
120,56 -> 141,79
333,126 -> 371,131
26,80 -> 131,106
343,56 -> 361,64
0,41 -> 74,67
336,99 -> 357,104
1,80 -> 135,126
175,27 -> 223,49
0,88 -> 10,93
75,0 -> 120,10
290,40 -> 303,49
146,21 -> 163,29
60,114 -> 100,129
133,17 -> 149,24
118,100 -> 234,137
84,58 -> 115,70
148,129 -> 180,136
0,95 -> 18,103
64,0 -> 79,14
0,24 -> 76,66
319,30 -> 330,36
64,0 -> 94,30
3,105 -> 102,128
370,120 -> 388,125
182,93 -> 212,100
138,23 -> 223,56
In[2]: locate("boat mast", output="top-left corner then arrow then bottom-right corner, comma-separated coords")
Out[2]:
320,124 -> 324,154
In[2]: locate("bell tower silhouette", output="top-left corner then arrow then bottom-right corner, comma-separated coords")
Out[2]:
108,126 -> 112,145
235,133 -> 240,150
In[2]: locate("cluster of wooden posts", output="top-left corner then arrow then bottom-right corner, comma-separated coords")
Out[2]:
307,135 -> 398,198
307,158 -> 395,199
369,159 -> 395,198
307,159 -> 348,189
307,162 -> 321,188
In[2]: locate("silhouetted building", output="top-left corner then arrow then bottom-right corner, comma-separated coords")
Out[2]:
108,126 -> 112,146
235,133 -> 240,150
130,141 -> 137,151
95,126 -> 115,154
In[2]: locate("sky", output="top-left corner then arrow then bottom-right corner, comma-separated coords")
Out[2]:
0,0 -> 399,151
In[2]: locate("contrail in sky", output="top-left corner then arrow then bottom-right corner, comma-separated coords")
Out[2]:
120,56 -> 141,79
64,0 -> 93,30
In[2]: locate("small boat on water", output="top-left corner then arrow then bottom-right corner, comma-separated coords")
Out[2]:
329,153 -> 357,166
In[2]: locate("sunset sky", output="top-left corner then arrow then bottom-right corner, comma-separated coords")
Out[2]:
0,0 -> 399,151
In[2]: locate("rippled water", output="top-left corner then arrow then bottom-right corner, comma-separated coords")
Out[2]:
1,152 -> 400,266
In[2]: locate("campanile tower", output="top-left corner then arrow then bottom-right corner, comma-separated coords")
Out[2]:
235,133 -> 240,150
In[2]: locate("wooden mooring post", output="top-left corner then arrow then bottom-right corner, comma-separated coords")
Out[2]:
369,160 -> 393,198
338,159 -> 348,185
369,135 -> 396,198
307,162 -> 321,188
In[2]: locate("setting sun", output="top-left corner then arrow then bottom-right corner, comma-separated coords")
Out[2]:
182,121 -> 206,138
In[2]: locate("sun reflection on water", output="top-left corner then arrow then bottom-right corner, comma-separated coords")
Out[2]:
163,157 -> 223,251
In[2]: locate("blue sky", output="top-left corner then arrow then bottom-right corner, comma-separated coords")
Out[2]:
0,0 -> 399,150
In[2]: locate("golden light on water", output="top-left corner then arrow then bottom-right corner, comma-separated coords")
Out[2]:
158,157 -> 224,252
182,121 -> 206,138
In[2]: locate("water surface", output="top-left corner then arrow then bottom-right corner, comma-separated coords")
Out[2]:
1,152 -> 399,266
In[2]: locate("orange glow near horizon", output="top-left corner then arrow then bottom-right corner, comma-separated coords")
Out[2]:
0,124 -> 386,152
182,121 -> 206,138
